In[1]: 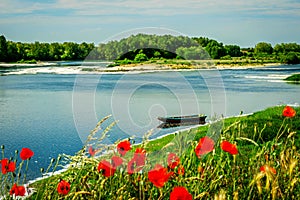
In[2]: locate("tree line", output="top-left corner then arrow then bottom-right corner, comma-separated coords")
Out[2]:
0,34 -> 299,64
0,35 -> 95,63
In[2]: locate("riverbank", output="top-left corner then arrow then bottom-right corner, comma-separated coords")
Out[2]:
25,105 -> 300,199
0,60 -> 282,76
103,62 -> 280,71
107,58 -> 282,70
0,59 -> 281,70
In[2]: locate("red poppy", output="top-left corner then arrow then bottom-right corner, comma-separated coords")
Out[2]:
111,156 -> 123,168
98,160 -> 115,177
282,106 -> 296,118
220,141 -> 238,155
260,165 -> 276,174
57,180 -> 71,195
10,183 -> 26,196
1,158 -> 16,174
170,186 -> 192,200
117,140 -> 131,156
194,136 -> 215,158
88,146 -> 96,157
133,148 -> 146,167
127,158 -> 136,174
148,164 -> 172,188
167,153 -> 180,169
127,157 -> 145,174
20,148 -> 34,160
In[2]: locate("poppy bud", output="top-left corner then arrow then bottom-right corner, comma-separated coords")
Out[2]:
1,145 -> 4,150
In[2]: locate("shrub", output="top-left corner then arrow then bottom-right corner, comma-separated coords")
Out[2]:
280,52 -> 300,64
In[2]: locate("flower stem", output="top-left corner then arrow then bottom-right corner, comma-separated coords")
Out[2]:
22,158 -> 30,184
16,160 -> 24,184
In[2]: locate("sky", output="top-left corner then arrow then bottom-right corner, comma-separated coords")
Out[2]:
0,0 -> 300,47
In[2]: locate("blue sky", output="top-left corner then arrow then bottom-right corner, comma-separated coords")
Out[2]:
0,0 -> 299,47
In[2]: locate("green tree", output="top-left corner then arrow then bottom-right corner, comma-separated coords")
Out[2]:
205,40 -> 226,59
16,42 -> 28,61
61,42 -> 80,60
134,50 -> 148,62
274,43 -> 300,54
0,35 -> 8,61
78,42 -> 91,60
193,37 -> 211,47
176,46 -> 209,60
281,52 -> 300,64
6,41 -> 21,62
153,51 -> 161,58
224,45 -> 242,57
254,42 -> 273,54
49,42 -> 63,60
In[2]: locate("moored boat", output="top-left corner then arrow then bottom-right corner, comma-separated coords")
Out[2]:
157,114 -> 207,128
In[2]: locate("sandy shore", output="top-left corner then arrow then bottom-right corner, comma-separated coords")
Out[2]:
101,62 -> 281,72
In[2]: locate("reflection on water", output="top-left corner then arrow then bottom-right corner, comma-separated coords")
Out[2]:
0,64 -> 300,180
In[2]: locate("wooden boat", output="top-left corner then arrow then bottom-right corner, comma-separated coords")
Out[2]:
157,114 -> 206,128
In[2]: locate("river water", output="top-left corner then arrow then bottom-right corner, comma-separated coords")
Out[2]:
0,63 -> 300,180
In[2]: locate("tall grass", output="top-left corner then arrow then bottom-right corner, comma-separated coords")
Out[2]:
1,106 -> 299,199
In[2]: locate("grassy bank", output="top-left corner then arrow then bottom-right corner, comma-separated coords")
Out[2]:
284,74 -> 300,84
108,58 -> 280,70
1,105 -> 300,199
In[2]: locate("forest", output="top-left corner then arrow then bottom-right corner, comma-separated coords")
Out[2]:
0,34 -> 300,64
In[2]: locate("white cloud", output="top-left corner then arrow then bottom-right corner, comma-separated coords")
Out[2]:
1,0 -> 299,45
0,0 -> 54,14
1,0 -> 299,17
52,0 -> 300,17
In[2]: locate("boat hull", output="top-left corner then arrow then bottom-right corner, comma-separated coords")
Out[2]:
157,115 -> 207,128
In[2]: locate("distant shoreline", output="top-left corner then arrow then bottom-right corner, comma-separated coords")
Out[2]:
0,61 -> 57,68
104,62 -> 281,71
0,60 -> 283,76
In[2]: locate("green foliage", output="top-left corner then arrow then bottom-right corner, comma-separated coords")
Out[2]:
175,46 -> 209,60
220,55 -> 232,60
280,52 -> 300,64
99,34 -> 198,61
23,106 -> 300,199
117,48 -> 177,61
17,59 -> 37,64
134,50 -> 148,62
284,74 -> 300,82
192,36 -> 211,47
224,45 -> 242,57
274,43 -> 300,54
254,42 -> 273,55
205,40 -> 226,59
0,35 -> 8,61
153,50 -> 161,58
0,35 -> 95,62
1,33 -> 300,65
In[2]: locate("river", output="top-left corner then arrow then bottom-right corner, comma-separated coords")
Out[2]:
0,63 -> 300,180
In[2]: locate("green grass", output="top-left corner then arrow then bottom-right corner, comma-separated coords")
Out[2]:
110,58 -> 280,69
284,74 -> 300,84
16,59 -> 38,64
1,105 -> 300,199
